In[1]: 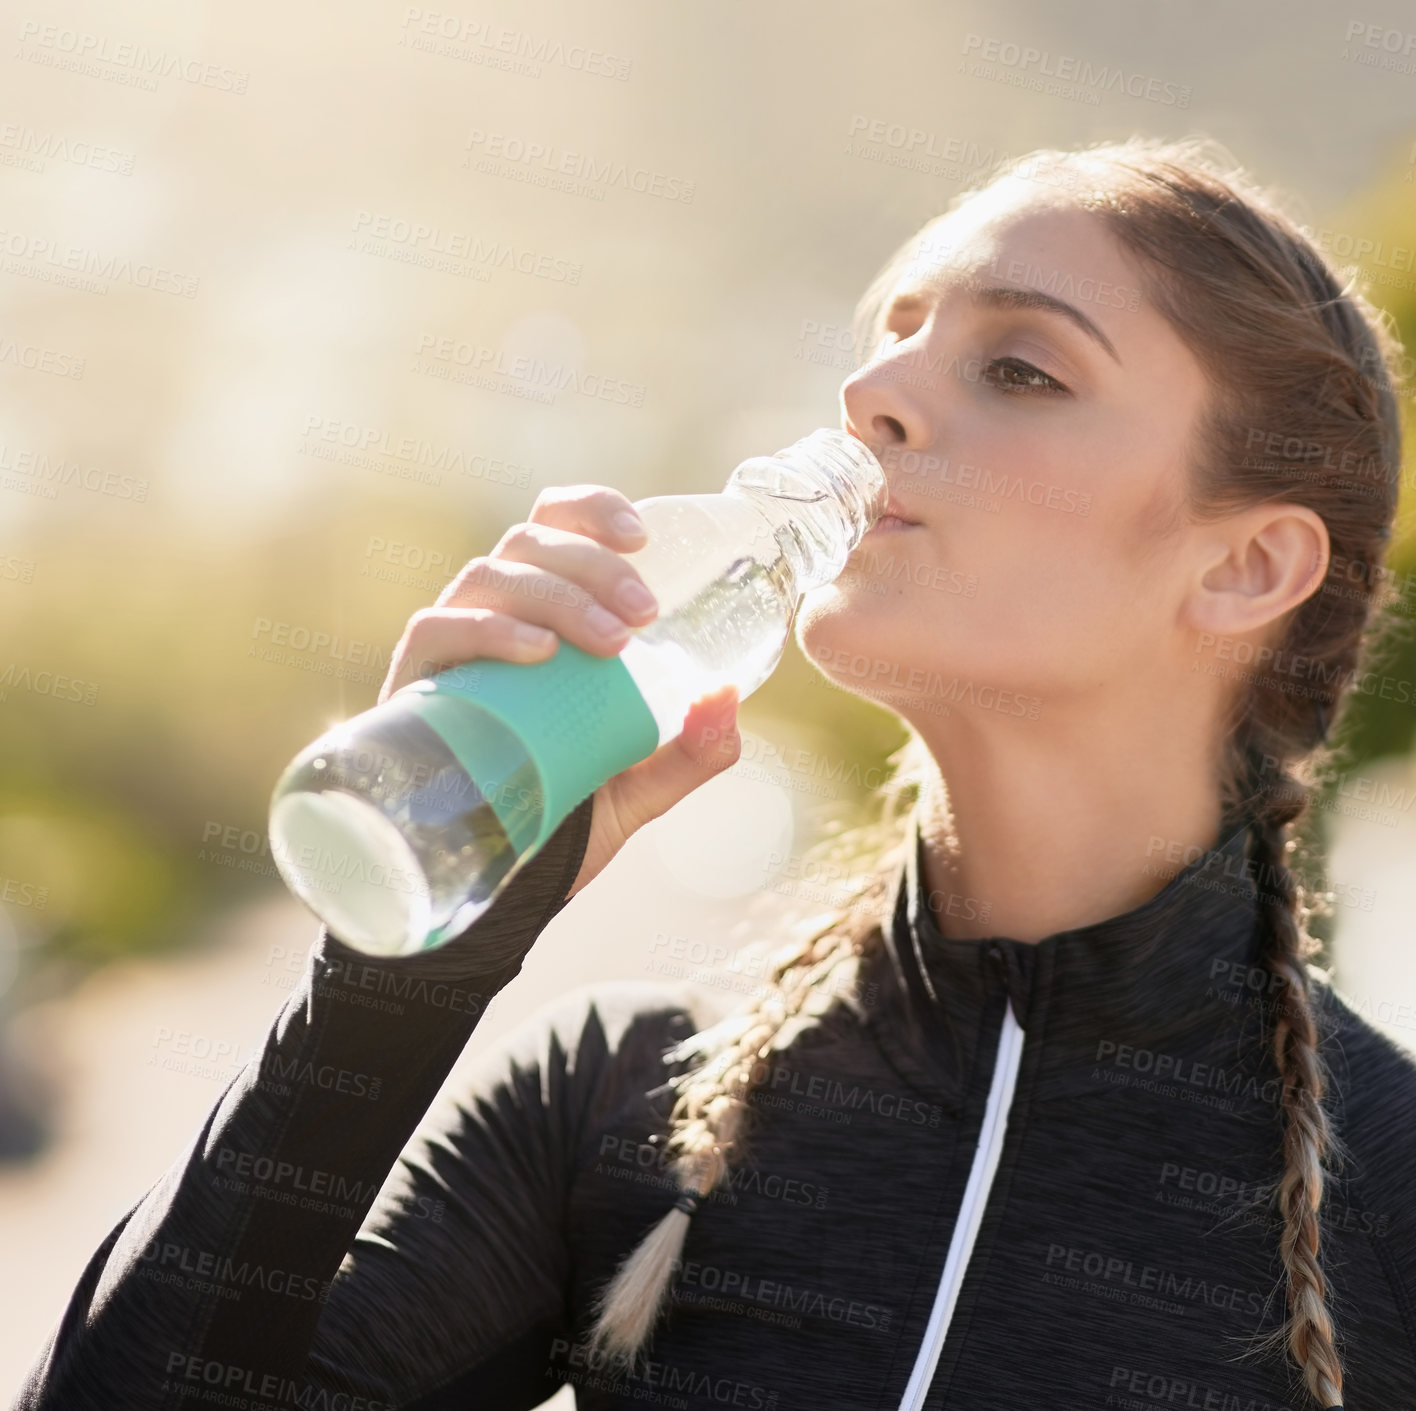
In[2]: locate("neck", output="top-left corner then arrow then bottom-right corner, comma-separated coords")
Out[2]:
910,688 -> 1227,944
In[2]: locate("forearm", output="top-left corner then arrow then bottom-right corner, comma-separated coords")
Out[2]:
15,797 -> 594,1411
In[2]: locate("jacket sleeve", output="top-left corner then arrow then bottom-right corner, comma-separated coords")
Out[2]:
13,796 -> 598,1411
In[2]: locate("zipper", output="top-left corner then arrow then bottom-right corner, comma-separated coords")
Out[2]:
896,980 -> 1025,1411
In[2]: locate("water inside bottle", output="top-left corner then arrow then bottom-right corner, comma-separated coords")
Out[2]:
618,496 -> 800,740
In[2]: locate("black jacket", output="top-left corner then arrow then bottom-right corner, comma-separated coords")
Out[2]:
14,799 -> 1416,1411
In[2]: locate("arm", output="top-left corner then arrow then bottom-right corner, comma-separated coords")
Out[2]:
308,977 -> 707,1410
14,796 -> 595,1411
19,480 -> 742,1411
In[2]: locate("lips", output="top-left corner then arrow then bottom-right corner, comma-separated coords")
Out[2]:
864,514 -> 919,537
868,498 -> 922,532
855,504 -> 923,532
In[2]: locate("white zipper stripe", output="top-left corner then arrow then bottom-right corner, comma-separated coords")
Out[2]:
896,998 -> 1025,1411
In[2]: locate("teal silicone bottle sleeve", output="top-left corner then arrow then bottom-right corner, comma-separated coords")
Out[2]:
403,643 -> 660,856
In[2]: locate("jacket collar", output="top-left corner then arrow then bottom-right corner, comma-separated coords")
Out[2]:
866,815 -> 1268,1113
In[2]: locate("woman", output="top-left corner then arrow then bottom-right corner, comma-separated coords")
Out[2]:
17,137 -> 1414,1411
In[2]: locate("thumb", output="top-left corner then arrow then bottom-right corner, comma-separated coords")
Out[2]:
606,685 -> 741,837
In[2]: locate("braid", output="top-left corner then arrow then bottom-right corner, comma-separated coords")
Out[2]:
585,748 -> 920,1366
585,915 -> 868,1364
1245,770 -> 1345,1409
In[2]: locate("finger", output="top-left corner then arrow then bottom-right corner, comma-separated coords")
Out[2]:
606,686 -> 741,835
379,608 -> 557,703
526,484 -> 648,550
675,685 -> 742,772
435,559 -> 634,655
490,521 -> 657,624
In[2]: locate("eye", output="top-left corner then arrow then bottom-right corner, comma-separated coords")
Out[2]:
983,356 -> 1069,395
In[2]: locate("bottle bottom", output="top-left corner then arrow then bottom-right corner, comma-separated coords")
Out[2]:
268,694 -> 539,956
271,789 -> 435,957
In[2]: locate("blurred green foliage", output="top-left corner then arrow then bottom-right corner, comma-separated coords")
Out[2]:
1319,149 -> 1416,768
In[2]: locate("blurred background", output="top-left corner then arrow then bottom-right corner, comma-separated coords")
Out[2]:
3,0 -> 1416,1397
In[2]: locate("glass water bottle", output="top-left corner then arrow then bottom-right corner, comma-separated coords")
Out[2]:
268,427 -> 885,957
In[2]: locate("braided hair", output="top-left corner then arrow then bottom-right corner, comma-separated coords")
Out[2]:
1244,760 -> 1346,1409
586,139 -> 1406,1408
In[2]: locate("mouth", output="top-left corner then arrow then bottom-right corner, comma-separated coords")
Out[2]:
865,499 -> 923,534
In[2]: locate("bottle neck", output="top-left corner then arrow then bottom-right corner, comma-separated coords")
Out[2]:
724,428 -> 886,593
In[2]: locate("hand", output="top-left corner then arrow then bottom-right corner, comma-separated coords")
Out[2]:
378,485 -> 742,897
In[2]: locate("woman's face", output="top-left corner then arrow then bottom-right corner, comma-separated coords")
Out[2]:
795,175 -> 1214,726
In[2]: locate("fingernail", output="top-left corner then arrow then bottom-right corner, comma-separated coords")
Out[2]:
613,510 -> 646,539
513,622 -> 556,650
615,578 -> 656,615
587,605 -> 629,640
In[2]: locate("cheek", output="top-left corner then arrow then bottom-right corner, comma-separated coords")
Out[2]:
794,497 -> 1171,697
1004,513 -> 1175,676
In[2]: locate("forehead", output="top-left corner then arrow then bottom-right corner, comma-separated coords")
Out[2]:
887,177 -> 1141,307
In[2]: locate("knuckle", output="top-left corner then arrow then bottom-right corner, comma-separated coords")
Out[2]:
454,556 -> 504,605
527,483 -> 629,540
461,550 -> 493,569
493,521 -> 538,555
529,485 -> 576,519
452,554 -> 495,586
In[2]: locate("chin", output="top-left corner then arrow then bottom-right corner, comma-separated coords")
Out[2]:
795,581 -> 908,686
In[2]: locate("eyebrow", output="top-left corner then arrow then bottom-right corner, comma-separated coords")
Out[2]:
887,284 -> 1122,365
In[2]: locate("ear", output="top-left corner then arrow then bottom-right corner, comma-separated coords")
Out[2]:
1184,502 -> 1330,639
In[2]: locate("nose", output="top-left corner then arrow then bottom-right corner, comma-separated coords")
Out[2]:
839,339 -> 936,461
